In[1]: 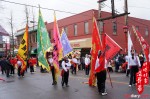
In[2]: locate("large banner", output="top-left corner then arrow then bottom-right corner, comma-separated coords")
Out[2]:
61,29 -> 73,56
52,12 -> 63,73
132,26 -> 150,94
17,24 -> 28,73
105,34 -> 122,61
89,17 -> 103,86
37,9 -> 51,72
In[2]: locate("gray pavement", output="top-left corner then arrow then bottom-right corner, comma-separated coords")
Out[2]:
0,67 -> 150,99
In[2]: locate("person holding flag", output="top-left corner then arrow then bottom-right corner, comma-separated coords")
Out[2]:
47,54 -> 57,85
95,50 -> 107,96
71,55 -> 78,75
61,56 -> 71,87
10,57 -> 17,75
17,58 -> 24,78
128,49 -> 141,87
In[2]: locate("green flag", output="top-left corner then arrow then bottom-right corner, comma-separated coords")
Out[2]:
37,9 -> 51,72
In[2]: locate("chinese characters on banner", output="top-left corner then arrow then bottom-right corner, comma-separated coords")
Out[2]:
136,62 -> 149,94
136,69 -> 144,94
132,25 -> 149,94
142,62 -> 149,85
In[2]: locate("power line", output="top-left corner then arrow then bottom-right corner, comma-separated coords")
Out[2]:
1,0 -> 149,27
0,0 -> 93,17
102,3 -> 149,27
129,5 -> 150,10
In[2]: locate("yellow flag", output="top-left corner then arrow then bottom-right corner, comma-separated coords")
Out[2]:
17,25 -> 28,72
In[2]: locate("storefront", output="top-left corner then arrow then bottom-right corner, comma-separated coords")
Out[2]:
70,38 -> 92,57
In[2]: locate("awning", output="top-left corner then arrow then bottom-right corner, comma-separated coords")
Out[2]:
70,38 -> 92,48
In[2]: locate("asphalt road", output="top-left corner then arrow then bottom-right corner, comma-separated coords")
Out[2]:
0,67 -> 150,99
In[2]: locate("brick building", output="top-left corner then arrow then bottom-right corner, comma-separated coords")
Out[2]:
15,9 -> 150,56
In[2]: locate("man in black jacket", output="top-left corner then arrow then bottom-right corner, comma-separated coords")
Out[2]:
0,57 -> 11,77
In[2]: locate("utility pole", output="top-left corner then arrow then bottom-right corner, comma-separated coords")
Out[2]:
124,0 -> 128,26
97,0 -> 130,21
97,0 -> 129,53
97,0 -> 106,38
124,0 -> 128,53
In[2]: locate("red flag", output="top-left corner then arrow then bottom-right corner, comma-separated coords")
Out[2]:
136,70 -> 144,94
137,30 -> 150,71
132,26 -> 150,94
95,34 -> 106,73
105,34 -> 122,61
89,17 -> 103,86
132,26 -> 149,65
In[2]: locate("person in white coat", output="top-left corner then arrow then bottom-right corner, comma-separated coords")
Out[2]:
61,57 -> 71,87
85,54 -> 90,75
71,56 -> 78,75
128,49 -> 141,87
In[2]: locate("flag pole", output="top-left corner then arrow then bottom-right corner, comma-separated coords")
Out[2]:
100,34 -> 113,88
106,67 -> 113,88
103,33 -> 113,88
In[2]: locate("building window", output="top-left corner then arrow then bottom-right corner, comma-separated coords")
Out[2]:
31,34 -> 35,43
136,26 -> 139,31
64,27 -> 68,35
113,22 -> 117,35
145,27 -> 149,36
74,24 -> 77,36
84,22 -> 89,34
99,21 -> 104,34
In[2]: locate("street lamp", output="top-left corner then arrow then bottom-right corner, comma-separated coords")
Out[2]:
123,25 -> 128,53
123,25 -> 128,34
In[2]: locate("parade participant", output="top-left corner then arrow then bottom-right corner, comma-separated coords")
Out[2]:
71,55 -> 78,75
85,54 -> 90,75
10,57 -> 17,75
138,52 -> 144,68
81,57 -> 85,70
125,54 -> 130,77
4,57 -> 11,77
107,60 -> 113,72
28,57 -> 35,73
128,49 -> 141,87
17,59 -> 24,77
48,54 -> 57,85
0,57 -> 5,74
95,50 -> 107,96
61,56 -> 71,87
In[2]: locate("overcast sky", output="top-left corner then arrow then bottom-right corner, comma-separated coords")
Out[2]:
0,0 -> 150,36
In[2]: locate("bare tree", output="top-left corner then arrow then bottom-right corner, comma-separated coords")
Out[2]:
8,11 -> 15,56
